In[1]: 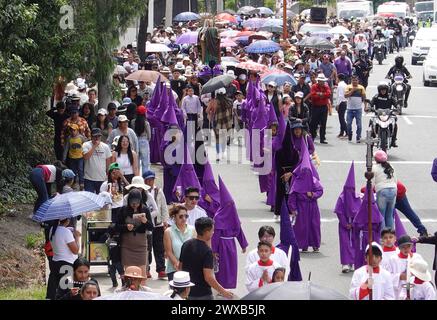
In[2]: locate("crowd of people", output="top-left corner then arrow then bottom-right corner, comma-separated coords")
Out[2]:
30,10 -> 437,300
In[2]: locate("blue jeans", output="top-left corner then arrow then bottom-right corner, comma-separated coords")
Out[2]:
395,195 -> 427,234
29,168 -> 49,214
138,136 -> 150,175
67,158 -> 84,184
346,109 -> 362,140
377,188 -> 397,229
84,179 -> 103,194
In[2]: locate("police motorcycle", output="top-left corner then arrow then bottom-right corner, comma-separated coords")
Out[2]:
374,39 -> 386,65
387,73 -> 407,115
369,108 -> 398,152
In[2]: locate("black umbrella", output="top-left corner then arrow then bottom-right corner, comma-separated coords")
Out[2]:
201,75 -> 234,94
241,282 -> 349,300
296,36 -> 335,50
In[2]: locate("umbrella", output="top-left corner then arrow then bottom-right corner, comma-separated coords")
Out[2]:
242,282 -> 349,300
221,56 -> 240,68
125,70 -> 168,83
95,291 -> 172,300
201,74 -> 234,94
245,40 -> 280,54
220,29 -> 240,38
145,43 -> 171,52
296,36 -> 335,49
261,72 -> 297,86
220,38 -> 238,48
243,18 -> 266,30
237,6 -> 258,15
259,19 -> 283,33
257,7 -> 274,16
220,9 -> 236,15
114,65 -> 128,75
173,11 -> 201,22
236,30 -> 255,37
216,13 -> 237,23
175,31 -> 199,45
33,191 -> 112,222
329,26 -> 352,35
236,60 -> 268,73
234,36 -> 250,45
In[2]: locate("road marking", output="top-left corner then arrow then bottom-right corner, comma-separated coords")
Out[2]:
403,116 -> 413,125
367,85 -> 432,90
319,160 -> 432,165
250,218 -> 437,223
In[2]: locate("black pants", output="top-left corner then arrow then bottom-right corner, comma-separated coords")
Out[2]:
54,139 -> 63,161
338,102 -> 347,135
47,260 -> 73,300
309,105 -> 328,142
147,226 -> 166,273
108,261 -> 124,286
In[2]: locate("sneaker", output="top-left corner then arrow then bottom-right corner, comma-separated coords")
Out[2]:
348,136 -> 352,142
273,214 -> 280,222
391,141 -> 398,147
419,230 -> 429,237
158,271 -> 167,279
356,139 -> 361,144
301,248 -> 308,252
312,247 -> 320,252
112,281 -> 118,288
320,140 -> 328,144
348,264 -> 355,272
147,271 -> 152,279
342,265 -> 350,273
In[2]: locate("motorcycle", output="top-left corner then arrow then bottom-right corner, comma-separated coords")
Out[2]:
388,74 -> 407,115
408,26 -> 417,47
369,108 -> 397,152
374,39 -> 386,65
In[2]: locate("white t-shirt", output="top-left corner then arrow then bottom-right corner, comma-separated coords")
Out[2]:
82,141 -> 112,182
336,81 -> 348,104
372,164 -> 397,192
50,226 -> 78,264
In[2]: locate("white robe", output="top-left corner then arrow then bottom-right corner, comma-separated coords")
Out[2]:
399,279 -> 436,300
381,246 -> 399,271
386,253 -> 423,299
246,260 -> 282,293
350,265 -> 395,300
245,246 -> 289,271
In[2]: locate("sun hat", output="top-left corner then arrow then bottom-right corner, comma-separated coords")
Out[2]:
238,74 -> 247,80
97,108 -> 108,116
62,169 -> 76,179
124,266 -> 147,279
136,105 -> 147,115
226,70 -> 236,79
161,67 -> 171,74
118,115 -> 129,122
409,256 -> 432,282
108,162 -> 121,172
122,97 -> 132,106
169,271 -> 195,288
268,81 -> 277,87
125,176 -> 151,191
316,74 -> 328,82
142,170 -> 156,180
374,150 -> 388,163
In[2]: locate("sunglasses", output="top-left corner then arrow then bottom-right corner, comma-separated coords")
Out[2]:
187,196 -> 200,200
177,214 -> 189,219
268,85 -> 274,88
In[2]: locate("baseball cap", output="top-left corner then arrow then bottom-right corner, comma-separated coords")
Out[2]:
295,91 -> 304,98
91,128 -> 102,136
122,97 -> 132,106
268,81 -> 277,87
118,115 -> 129,122
97,108 -> 108,116
142,170 -> 156,180
136,105 -> 147,115
109,162 -> 121,172
397,235 -> 413,248
62,169 -> 76,179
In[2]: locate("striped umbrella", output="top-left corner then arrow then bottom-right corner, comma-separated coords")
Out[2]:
33,191 -> 112,222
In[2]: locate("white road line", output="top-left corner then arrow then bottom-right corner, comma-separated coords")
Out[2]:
250,218 -> 437,223
367,85 -> 433,90
319,160 -> 432,165
403,116 -> 413,125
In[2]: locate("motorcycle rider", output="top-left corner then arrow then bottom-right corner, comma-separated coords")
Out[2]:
368,81 -> 398,148
386,55 -> 412,108
354,49 -> 373,88
373,26 -> 387,59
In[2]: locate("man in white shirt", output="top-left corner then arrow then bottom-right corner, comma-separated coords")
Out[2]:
180,85 -> 203,128
169,186 -> 207,227
245,226 -> 289,272
335,73 -> 348,138
123,53 -> 139,74
82,128 -> 112,194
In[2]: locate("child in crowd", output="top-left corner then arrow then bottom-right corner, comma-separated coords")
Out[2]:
272,267 -> 286,283
380,228 -> 399,271
63,123 -> 86,190
246,241 -> 281,292
399,256 -> 436,300
61,169 -> 76,194
105,225 -> 125,288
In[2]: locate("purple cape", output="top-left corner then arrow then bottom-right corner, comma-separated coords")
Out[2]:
154,85 -> 169,120
277,199 -> 302,281
290,144 -> 322,194
160,98 -> 178,126
198,161 -> 220,218
148,76 -> 162,113
268,101 -> 278,126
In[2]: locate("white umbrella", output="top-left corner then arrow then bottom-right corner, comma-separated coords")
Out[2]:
145,43 -> 171,52
95,291 -> 172,300
114,65 -> 128,75
329,26 -> 352,35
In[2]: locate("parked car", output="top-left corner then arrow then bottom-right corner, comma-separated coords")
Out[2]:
423,47 -> 437,86
411,28 -> 437,65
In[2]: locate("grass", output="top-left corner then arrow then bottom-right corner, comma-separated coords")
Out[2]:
0,285 -> 46,300
25,232 -> 45,250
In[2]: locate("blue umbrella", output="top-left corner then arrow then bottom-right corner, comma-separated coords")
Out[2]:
259,18 -> 283,33
33,191 -> 112,222
173,11 -> 201,22
257,7 -> 274,16
261,73 -> 297,86
245,40 -> 280,54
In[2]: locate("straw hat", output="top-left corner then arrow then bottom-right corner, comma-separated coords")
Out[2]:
124,266 -> 147,279
316,74 -> 328,82
125,176 -> 151,192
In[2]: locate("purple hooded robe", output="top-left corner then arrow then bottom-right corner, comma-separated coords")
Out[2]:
198,161 -> 220,218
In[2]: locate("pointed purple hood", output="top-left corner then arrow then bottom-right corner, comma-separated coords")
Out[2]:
335,162 -> 361,219
290,145 -> 321,194
268,101 -> 278,126
160,98 -> 178,126
148,76 -> 162,113
201,161 -> 220,200
214,176 -> 241,232
344,161 -> 356,190
353,186 -> 383,225
393,209 -> 407,238
173,144 -> 201,194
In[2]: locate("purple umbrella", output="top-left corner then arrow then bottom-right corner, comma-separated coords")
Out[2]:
175,31 -> 199,45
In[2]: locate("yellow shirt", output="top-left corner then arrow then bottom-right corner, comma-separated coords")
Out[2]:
68,136 -> 84,159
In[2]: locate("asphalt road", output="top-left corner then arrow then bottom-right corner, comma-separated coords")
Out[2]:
92,48 -> 437,299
